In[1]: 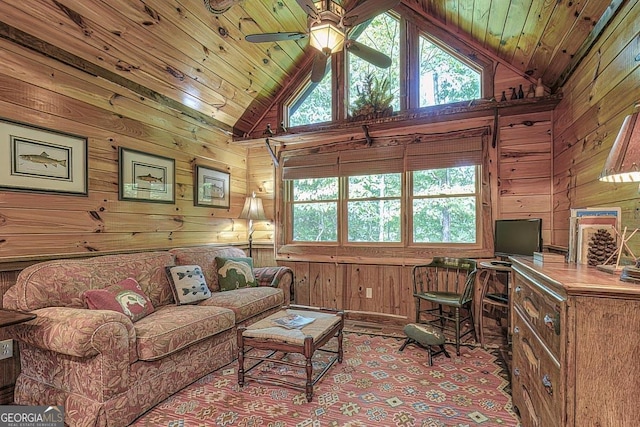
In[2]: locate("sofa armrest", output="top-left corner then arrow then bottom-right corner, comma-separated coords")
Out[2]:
11,307 -> 136,361
254,266 -> 294,302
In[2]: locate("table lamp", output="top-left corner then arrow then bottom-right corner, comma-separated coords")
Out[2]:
239,192 -> 267,257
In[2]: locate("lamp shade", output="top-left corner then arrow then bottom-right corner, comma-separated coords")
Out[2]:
239,194 -> 267,221
309,22 -> 344,54
600,112 -> 640,182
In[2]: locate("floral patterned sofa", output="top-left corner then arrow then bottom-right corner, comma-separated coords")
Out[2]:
2,245 -> 292,427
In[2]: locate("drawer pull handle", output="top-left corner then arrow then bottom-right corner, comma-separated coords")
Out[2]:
542,374 -> 553,396
513,326 -> 520,334
544,312 -> 561,335
514,368 -> 520,377
515,286 -> 522,293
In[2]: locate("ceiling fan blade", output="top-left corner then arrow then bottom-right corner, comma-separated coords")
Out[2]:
342,0 -> 400,27
346,40 -> 391,68
311,51 -> 329,83
296,0 -> 319,19
245,32 -> 307,43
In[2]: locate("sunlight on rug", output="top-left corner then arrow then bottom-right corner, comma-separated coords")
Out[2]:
132,333 -> 520,427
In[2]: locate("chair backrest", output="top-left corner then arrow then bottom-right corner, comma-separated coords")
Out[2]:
412,257 -> 478,304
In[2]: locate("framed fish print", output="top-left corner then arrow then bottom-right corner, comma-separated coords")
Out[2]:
119,147 -> 175,204
194,165 -> 230,208
0,118 -> 88,195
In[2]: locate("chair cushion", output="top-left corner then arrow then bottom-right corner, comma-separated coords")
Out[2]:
404,323 -> 446,346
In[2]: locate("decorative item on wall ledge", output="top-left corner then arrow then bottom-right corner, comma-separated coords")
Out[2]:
194,165 -> 230,208
119,147 -> 175,204
349,74 -> 393,122
0,118 -> 88,196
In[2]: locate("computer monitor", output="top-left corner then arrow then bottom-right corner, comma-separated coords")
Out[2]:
494,218 -> 542,257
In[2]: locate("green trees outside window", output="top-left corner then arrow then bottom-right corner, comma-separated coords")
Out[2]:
288,64 -> 333,127
287,166 -> 478,245
348,13 -> 400,115
347,173 -> 401,242
413,167 -> 477,243
291,178 -> 338,241
419,36 -> 481,107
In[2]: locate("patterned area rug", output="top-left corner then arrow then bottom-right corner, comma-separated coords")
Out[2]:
132,333 -> 520,426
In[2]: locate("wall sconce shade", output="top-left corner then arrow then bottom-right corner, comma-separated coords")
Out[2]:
599,112 -> 640,183
309,22 -> 344,54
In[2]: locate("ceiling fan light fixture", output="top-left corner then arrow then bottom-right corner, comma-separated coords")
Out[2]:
309,21 -> 344,54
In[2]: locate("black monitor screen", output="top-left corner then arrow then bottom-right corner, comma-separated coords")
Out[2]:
494,218 -> 542,257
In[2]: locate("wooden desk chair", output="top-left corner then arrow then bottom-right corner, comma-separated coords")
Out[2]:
477,262 -> 512,346
412,257 -> 478,355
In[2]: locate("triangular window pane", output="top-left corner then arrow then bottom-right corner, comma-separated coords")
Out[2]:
419,36 -> 481,107
288,61 -> 332,127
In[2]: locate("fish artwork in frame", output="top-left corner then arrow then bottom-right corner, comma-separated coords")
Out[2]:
0,118 -> 88,195
119,147 -> 175,204
194,164 -> 230,208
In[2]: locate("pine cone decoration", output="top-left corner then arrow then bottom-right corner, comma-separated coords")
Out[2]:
587,229 -> 617,266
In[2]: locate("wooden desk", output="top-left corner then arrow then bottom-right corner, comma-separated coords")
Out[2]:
509,256 -> 640,426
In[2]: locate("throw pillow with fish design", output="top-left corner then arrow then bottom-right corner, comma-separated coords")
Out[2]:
165,265 -> 212,305
215,256 -> 257,291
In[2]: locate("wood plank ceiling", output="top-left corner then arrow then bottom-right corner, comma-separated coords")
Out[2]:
0,0 -> 615,137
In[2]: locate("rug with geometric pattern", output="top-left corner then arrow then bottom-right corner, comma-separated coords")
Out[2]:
132,333 -> 520,426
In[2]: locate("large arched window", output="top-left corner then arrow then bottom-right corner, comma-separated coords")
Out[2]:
283,13 -> 485,126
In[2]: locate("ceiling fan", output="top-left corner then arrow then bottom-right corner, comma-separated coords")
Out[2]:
246,0 -> 400,83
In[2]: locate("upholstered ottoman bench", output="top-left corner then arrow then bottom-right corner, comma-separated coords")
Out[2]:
399,323 -> 451,365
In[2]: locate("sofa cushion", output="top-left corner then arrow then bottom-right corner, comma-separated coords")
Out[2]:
215,256 -> 257,291
165,265 -> 211,305
199,286 -> 284,324
83,277 -> 155,322
133,304 -> 234,361
170,246 -> 247,292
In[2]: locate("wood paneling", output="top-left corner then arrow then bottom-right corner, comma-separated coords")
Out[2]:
498,110 -> 553,245
0,38 -> 252,262
552,0 -> 640,250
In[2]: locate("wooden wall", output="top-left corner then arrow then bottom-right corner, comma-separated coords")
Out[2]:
552,0 -> 640,252
498,110 -> 553,245
0,38 -> 251,262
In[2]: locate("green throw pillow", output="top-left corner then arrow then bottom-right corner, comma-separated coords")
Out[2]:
215,256 -> 257,291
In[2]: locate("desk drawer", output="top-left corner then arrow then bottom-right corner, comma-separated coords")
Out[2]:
512,310 -> 561,427
512,272 -> 564,358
